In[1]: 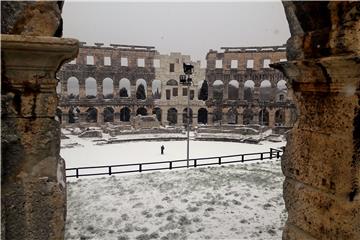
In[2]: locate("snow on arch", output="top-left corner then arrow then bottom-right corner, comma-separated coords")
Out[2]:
136,78 -> 147,89
244,80 -> 255,88
213,80 -> 224,86
229,80 -> 239,88
260,80 -> 271,88
277,80 -> 287,90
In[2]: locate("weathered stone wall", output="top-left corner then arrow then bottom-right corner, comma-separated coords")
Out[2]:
205,46 -> 296,127
58,45 -> 297,128
1,2 -> 78,240
273,2 -> 360,239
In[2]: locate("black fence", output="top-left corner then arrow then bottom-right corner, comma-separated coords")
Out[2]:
66,148 -> 283,178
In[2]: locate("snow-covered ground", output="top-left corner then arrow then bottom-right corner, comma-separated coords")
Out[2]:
62,132 -> 287,240
61,133 -> 285,169
66,160 -> 286,240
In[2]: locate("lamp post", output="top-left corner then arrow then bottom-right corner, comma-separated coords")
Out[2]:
180,63 -> 194,168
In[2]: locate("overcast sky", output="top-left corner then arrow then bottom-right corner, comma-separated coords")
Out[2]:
62,1 -> 290,61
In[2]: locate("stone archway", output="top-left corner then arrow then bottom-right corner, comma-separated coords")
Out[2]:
1,2 -> 359,240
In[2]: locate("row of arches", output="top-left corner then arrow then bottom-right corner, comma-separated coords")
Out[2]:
60,77 -> 162,100
57,106 -> 287,126
59,77 -> 288,102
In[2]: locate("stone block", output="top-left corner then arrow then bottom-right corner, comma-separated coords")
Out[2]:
284,178 -> 360,240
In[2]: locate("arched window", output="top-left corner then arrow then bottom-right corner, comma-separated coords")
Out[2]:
198,108 -> 208,124
276,80 -> 288,102
136,107 -> 147,116
227,108 -> 238,124
259,109 -> 269,126
152,107 -> 162,122
119,78 -> 131,97
213,80 -> 224,101
68,106 -> 80,123
136,79 -> 147,100
167,108 -> 177,125
85,77 -> 97,99
244,80 -> 255,101
152,80 -> 161,99
67,77 -> 79,99
103,78 -> 113,99
103,107 -> 114,122
228,80 -> 239,100
243,108 -> 254,125
259,80 -> 272,102
86,107 -> 98,122
120,107 -> 131,122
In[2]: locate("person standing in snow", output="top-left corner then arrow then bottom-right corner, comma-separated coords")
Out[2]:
161,145 -> 165,155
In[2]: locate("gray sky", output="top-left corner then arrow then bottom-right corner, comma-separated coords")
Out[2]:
62,1 -> 290,61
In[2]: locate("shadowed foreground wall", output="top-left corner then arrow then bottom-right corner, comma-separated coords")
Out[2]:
273,1 -> 360,239
1,1 -> 78,239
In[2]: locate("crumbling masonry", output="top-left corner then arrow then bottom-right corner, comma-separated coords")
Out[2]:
274,2 -> 360,239
57,44 -> 297,129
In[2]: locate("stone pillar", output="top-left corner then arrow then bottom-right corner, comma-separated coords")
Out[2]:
113,80 -> 119,99
273,2 -> 360,239
131,85 -> 136,99
178,110 -> 183,127
208,86 -> 214,100
268,109 -> 275,128
238,82 -> 244,100
97,108 -> 103,124
207,109 -> 214,125
223,83 -> 229,100
97,81 -> 103,100
147,86 -> 152,100
238,108 -> 243,125
253,84 -> 260,101
79,80 -> 86,100
162,107 -> 168,126
1,35 -> 78,240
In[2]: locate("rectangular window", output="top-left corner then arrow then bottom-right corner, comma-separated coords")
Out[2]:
166,89 -> 171,100
263,59 -> 271,68
183,88 -> 188,96
172,88 -> 178,97
246,59 -> 254,69
104,56 -> 111,66
121,57 -> 128,66
86,56 -> 94,65
190,90 -> 194,100
231,60 -> 238,69
170,63 -> 175,72
280,58 -> 287,62
137,58 -> 145,67
215,60 -> 223,68
153,59 -> 160,68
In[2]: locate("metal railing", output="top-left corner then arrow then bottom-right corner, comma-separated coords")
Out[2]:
66,148 -> 283,178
